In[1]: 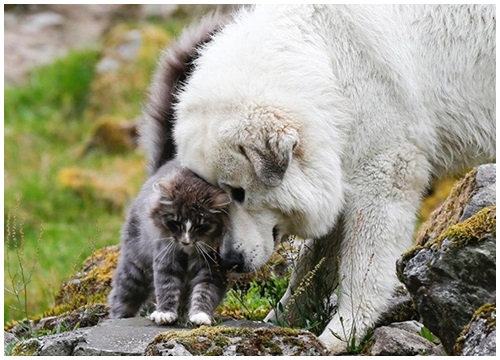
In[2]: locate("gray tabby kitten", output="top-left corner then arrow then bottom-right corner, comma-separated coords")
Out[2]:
108,159 -> 231,326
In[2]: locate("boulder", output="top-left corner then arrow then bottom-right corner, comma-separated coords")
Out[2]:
397,165 -> 496,355
362,321 -> 445,356
415,164 -> 496,246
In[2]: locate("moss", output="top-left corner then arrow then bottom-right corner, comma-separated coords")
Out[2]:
84,115 -> 138,154
416,168 -> 477,246
57,158 -> 144,211
5,246 -> 117,335
145,326 -> 307,356
11,338 -> 41,356
454,303 -> 496,354
475,303 -> 496,332
401,206 -> 495,263
55,245 -> 119,308
433,206 -> 495,249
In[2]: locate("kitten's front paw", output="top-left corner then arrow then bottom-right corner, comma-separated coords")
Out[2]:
189,312 -> 212,326
150,310 -> 178,325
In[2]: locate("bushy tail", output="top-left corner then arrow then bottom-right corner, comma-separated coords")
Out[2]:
140,11 -> 231,176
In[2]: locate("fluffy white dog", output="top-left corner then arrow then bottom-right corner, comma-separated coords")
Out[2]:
143,4 -> 495,353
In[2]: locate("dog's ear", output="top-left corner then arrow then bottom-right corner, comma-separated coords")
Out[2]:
241,129 -> 298,187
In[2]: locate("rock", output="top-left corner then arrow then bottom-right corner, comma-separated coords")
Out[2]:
376,285 -> 419,326
55,246 -> 119,308
455,303 -> 496,356
459,164 -> 496,222
4,332 -> 19,355
8,317 -> 326,356
144,323 -> 328,356
83,116 -> 139,154
397,201 -> 496,354
6,304 -> 108,340
416,164 -> 496,246
37,330 -> 89,356
363,321 -> 445,356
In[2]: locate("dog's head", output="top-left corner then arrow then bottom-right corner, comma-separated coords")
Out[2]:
174,98 -> 345,272
171,12 -> 346,272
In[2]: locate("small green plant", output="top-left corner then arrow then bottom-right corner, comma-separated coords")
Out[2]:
4,195 -> 44,337
420,326 -> 440,345
220,276 -> 288,321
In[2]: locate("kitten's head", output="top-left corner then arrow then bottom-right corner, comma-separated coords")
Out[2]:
151,168 -> 231,251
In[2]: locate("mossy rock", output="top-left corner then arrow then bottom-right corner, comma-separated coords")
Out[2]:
416,168 -> 477,246
4,246 -> 118,337
84,115 -> 138,154
55,245 -> 119,308
11,338 -> 42,356
57,156 -> 145,210
397,206 -> 496,354
401,206 -> 495,263
455,303 -> 496,356
144,325 -> 328,356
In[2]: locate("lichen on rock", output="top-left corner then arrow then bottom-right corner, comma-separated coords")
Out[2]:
144,325 -> 328,356
455,303 -> 496,356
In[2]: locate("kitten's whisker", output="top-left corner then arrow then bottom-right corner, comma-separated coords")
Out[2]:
150,236 -> 175,243
154,240 -> 176,263
197,243 -> 217,263
196,244 -> 213,278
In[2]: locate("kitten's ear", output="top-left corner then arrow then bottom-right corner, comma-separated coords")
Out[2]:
153,181 -> 174,205
212,193 -> 231,209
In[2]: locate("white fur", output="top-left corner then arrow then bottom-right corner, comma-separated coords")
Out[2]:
173,4 -> 495,353
189,312 -> 212,326
150,310 -> 177,325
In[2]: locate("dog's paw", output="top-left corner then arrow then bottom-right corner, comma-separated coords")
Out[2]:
318,330 -> 348,354
189,312 -> 212,326
150,310 -> 178,325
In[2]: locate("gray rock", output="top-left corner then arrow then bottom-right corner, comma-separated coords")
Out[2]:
397,209 -> 496,354
4,332 -> 19,355
73,317 -> 186,356
37,329 -> 89,356
376,285 -> 419,326
459,164 -> 496,222
363,321 -> 445,356
456,304 -> 496,356
144,324 -> 328,356
8,317 -> 309,356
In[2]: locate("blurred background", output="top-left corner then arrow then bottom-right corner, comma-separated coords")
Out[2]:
4,4 -> 242,325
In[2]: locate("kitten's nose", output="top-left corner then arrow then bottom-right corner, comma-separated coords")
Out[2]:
180,235 -> 191,246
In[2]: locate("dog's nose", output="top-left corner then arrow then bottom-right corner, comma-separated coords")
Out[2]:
221,251 -> 245,272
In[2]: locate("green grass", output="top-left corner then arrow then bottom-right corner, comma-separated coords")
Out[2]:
3,48 -> 143,324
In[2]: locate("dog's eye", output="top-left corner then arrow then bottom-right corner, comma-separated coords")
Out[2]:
230,187 -> 245,203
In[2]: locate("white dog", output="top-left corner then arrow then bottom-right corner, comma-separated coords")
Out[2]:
143,4 -> 495,353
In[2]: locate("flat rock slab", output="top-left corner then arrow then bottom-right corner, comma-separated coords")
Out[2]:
11,317 -> 278,356
73,317 -> 183,355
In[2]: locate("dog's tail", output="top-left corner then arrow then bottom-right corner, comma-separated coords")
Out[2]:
140,11 -> 231,176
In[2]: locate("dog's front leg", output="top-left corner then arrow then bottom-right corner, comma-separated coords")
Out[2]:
318,151 -> 430,354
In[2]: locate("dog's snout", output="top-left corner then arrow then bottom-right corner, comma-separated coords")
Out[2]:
221,251 -> 245,272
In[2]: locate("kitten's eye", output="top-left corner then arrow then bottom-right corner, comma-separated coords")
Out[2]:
194,224 -> 212,235
165,220 -> 181,232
